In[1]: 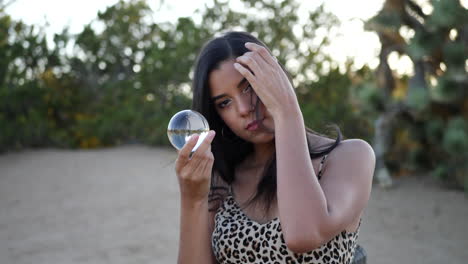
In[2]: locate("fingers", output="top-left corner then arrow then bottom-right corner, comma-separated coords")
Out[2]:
189,130 -> 216,162
175,131 -> 215,201
177,130 -> 216,163
236,51 -> 263,75
175,133 -> 199,167
245,42 -> 278,67
233,62 -> 257,88
235,42 -> 279,86
176,131 -> 215,181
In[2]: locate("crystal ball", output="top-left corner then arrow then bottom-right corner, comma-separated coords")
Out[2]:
167,110 -> 210,151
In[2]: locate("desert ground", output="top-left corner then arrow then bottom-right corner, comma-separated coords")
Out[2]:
0,146 -> 467,264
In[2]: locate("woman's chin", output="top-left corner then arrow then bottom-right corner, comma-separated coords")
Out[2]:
243,133 -> 275,145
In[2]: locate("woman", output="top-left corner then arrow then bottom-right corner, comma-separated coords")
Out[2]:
175,31 -> 375,264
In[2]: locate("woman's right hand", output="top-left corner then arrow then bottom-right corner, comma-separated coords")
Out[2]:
175,130 -> 216,203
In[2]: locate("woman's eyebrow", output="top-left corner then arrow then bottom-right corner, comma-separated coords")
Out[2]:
211,93 -> 227,102
237,78 -> 247,88
211,78 -> 248,102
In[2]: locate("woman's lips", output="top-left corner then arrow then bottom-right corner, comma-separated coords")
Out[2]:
246,119 -> 263,131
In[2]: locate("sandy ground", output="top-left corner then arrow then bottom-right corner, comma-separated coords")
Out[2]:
0,146 -> 467,264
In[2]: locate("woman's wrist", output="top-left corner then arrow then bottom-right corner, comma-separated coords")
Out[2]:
271,103 -> 304,128
180,195 -> 209,210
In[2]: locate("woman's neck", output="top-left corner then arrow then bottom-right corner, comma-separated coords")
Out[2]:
241,141 -> 275,170
233,141 -> 275,205
254,141 -> 275,165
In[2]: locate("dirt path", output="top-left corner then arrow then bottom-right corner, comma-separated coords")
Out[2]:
0,146 -> 467,264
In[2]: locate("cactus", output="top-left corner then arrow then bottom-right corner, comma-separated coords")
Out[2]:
365,0 -> 468,190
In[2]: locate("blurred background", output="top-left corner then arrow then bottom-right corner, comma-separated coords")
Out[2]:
0,0 -> 467,263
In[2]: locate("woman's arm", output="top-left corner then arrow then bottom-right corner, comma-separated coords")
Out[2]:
274,108 -> 375,253
234,42 -> 375,253
175,131 -> 218,263
178,199 -> 218,264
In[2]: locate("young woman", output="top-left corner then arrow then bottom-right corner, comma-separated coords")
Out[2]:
175,31 -> 375,264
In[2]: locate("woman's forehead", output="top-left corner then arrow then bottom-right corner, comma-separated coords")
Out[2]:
209,59 -> 244,94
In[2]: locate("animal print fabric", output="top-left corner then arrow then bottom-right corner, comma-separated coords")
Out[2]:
211,156 -> 360,264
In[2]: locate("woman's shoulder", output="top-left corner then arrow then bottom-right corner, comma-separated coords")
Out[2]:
308,131 -> 372,151
335,139 -> 375,160
325,138 -> 376,180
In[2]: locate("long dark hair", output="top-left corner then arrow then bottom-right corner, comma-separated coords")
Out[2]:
192,31 -> 342,213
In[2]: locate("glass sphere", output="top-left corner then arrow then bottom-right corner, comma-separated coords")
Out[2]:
167,110 -> 210,151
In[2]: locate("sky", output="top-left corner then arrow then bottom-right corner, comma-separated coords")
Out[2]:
5,0 -> 415,71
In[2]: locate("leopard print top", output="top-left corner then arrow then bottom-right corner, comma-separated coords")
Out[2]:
211,155 -> 360,264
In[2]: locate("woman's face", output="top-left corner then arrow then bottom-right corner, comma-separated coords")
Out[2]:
209,58 -> 275,144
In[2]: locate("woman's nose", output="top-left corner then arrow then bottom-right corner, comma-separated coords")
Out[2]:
238,96 -> 254,116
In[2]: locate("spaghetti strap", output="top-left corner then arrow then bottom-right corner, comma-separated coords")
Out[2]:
317,154 -> 328,180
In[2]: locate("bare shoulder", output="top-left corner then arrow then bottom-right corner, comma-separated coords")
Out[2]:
327,138 -> 376,180
318,139 -> 375,235
307,132 -> 374,161
335,139 -> 375,159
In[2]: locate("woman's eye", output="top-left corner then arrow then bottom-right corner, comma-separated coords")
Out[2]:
218,99 -> 231,108
242,84 -> 252,93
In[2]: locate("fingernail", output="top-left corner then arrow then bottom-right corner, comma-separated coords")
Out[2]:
208,130 -> 216,139
233,62 -> 240,68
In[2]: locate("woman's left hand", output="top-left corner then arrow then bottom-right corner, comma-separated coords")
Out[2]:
234,42 -> 300,119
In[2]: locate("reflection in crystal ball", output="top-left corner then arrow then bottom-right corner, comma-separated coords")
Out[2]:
167,110 -> 210,151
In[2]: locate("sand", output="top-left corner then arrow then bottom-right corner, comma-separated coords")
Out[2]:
0,146 -> 467,264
